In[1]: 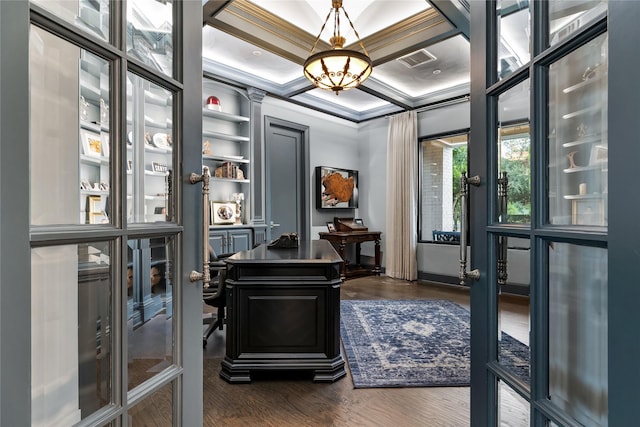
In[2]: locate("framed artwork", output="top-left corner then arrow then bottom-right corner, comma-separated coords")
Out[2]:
326,222 -> 336,232
80,129 -> 102,157
589,144 -> 608,165
211,201 -> 236,225
354,218 -> 364,225
316,166 -> 359,209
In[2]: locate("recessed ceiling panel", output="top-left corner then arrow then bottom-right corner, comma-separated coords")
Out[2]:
201,0 -> 470,121
297,87 -> 391,113
249,0 -> 429,42
372,35 -> 470,98
203,26 -> 301,85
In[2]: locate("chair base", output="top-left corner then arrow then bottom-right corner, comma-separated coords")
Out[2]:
203,311 -> 224,347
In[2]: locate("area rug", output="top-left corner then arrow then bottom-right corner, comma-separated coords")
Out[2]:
340,299 -> 529,388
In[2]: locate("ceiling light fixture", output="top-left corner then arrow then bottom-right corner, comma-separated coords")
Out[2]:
303,0 -> 372,95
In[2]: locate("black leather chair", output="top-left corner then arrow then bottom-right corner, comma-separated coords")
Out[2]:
202,250 -> 233,347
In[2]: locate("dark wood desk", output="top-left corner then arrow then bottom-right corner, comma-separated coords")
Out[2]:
220,240 -> 346,383
318,231 -> 382,279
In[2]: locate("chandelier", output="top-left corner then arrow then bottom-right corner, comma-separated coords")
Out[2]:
303,0 -> 372,95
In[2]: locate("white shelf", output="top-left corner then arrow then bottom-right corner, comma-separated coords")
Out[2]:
203,154 -> 250,164
81,189 -> 109,196
145,170 -> 170,177
202,130 -> 249,142
202,108 -> 249,123
563,164 -> 606,173
563,194 -> 603,200
561,134 -> 603,148
145,116 -> 170,129
211,177 -> 250,184
80,154 -> 109,164
561,105 -> 600,120
562,76 -> 601,94
144,145 -> 172,154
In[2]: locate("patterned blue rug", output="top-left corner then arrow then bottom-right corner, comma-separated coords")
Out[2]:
340,299 -> 529,388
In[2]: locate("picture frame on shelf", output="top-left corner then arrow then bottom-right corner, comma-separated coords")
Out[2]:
101,133 -> 110,157
572,199 -> 605,226
316,166 -> 359,209
86,195 -> 107,224
81,129 -> 102,157
152,161 -> 168,173
211,201 -> 236,225
326,222 -> 336,232
354,218 -> 364,225
589,144 -> 608,165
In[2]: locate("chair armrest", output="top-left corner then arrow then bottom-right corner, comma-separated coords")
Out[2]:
203,269 -> 226,300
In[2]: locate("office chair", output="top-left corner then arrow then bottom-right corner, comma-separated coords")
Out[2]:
202,249 -> 233,348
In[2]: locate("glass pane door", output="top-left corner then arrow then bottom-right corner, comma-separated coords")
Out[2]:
471,1 -> 609,425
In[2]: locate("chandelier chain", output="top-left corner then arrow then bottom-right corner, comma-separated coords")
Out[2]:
309,8 -> 334,56
340,6 -> 369,56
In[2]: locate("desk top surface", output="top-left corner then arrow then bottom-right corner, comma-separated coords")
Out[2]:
226,239 -> 342,264
318,230 -> 382,237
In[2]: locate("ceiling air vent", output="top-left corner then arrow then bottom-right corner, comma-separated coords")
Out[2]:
396,49 -> 437,68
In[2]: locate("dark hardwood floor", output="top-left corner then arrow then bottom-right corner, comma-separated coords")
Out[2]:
201,276 -> 530,427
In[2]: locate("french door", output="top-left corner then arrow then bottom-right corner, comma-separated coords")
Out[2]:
470,1 -> 639,426
0,1 -> 204,425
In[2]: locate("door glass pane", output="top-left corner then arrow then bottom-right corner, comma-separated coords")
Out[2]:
30,26 -> 111,226
128,236 -> 175,390
127,0 -> 174,77
31,242 -> 112,425
127,73 -> 174,223
549,0 -> 607,46
497,236 -> 531,385
547,33 -> 607,227
498,379 -> 530,426
548,242 -> 607,425
498,80 -> 531,225
128,381 -> 173,426
31,0 -> 110,42
497,0 -> 530,79
420,133 -> 468,242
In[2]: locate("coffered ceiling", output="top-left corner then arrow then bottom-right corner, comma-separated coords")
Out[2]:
202,0 -> 472,122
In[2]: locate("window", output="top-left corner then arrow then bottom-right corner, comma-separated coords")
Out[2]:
498,123 -> 531,224
419,132 -> 469,242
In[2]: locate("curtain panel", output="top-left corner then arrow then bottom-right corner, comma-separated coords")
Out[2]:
385,111 -> 418,280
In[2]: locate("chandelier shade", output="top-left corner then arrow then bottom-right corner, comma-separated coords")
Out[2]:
303,49 -> 372,93
303,0 -> 372,95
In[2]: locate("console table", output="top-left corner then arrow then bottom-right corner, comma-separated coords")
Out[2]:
318,231 -> 382,279
220,240 -> 346,383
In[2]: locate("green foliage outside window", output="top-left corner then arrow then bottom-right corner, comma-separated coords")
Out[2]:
500,135 -> 531,223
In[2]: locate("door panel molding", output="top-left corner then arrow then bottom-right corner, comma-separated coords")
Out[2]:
264,116 -> 310,242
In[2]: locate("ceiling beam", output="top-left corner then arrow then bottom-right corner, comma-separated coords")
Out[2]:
202,0 -> 232,25
429,0 -> 470,39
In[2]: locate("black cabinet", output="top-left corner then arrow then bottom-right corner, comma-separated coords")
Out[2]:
221,240 -> 345,383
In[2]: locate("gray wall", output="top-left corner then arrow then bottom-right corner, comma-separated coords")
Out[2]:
260,96 -> 529,286
261,97 -> 360,239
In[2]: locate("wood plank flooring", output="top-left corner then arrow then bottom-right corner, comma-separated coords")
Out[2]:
201,276 -> 530,427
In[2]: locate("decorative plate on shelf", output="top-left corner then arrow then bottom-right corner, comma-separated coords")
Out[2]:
152,133 -> 170,149
211,201 -> 236,225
